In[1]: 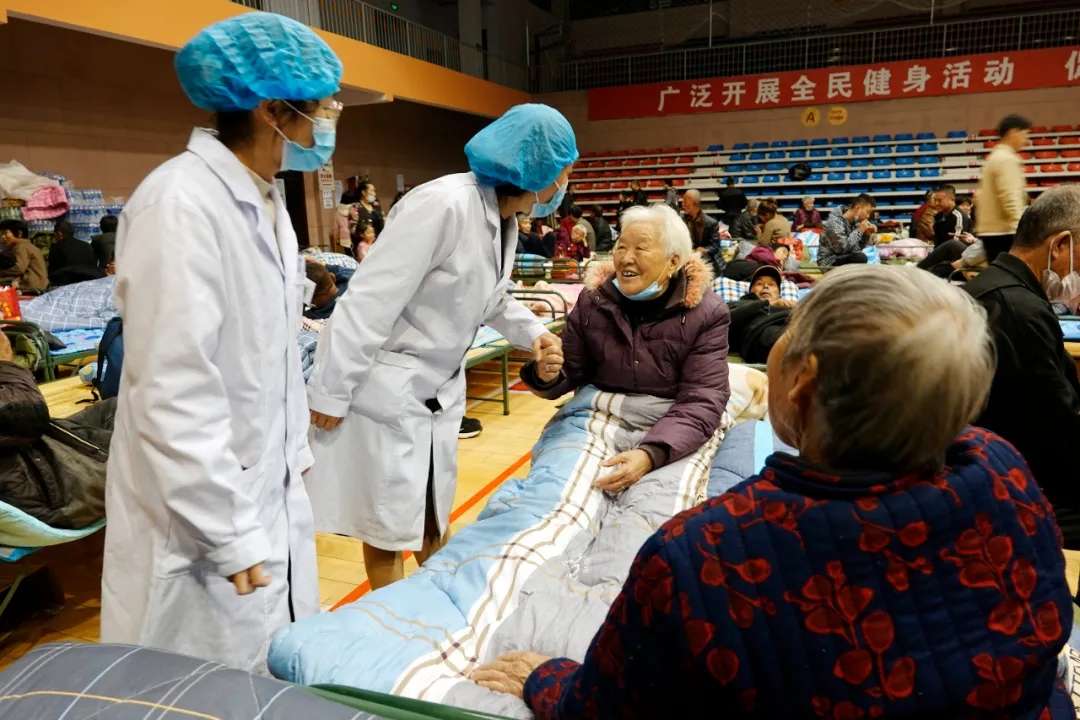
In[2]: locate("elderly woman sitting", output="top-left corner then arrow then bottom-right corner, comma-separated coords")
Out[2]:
477,264 -> 1073,719
522,203 -> 730,486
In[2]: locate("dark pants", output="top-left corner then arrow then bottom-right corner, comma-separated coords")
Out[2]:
828,253 -> 868,269
918,239 -> 966,278
981,234 -> 1014,264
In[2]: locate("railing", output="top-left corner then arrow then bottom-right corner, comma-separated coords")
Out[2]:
535,7 -> 1080,92
231,0 -> 526,88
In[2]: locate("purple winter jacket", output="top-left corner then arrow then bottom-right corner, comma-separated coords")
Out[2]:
522,257 -> 730,467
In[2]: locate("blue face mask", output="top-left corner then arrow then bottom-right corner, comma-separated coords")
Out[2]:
530,180 -> 567,218
613,275 -> 666,301
274,104 -> 337,172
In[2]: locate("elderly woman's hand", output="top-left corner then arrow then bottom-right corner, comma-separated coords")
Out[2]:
596,449 -> 654,492
470,651 -> 551,698
533,333 -> 564,383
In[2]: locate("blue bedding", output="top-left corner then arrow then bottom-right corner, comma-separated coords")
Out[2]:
269,388 -> 785,715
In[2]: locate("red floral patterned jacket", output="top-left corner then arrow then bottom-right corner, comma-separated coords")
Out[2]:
523,428 -> 1074,719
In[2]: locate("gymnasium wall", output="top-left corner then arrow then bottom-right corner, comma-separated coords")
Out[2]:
0,19 -> 488,244
540,85 -> 1080,152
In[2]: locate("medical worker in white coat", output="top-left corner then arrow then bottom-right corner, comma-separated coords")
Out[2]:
100,13 -> 343,673
307,104 -> 575,588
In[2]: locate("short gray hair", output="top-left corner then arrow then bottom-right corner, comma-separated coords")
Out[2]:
683,188 -> 702,202
1014,184 -> 1080,249
782,264 -> 994,473
619,204 -> 692,264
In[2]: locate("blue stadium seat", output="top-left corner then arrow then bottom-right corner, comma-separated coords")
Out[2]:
810,137 -> 829,145
895,144 -> 915,153
762,175 -> 781,184
852,147 -> 871,156
749,151 -> 766,160
707,143 -> 724,152
872,134 -> 892,142
770,140 -> 789,148
895,157 -> 916,166
851,158 -> 871,168
916,131 -> 936,140
810,148 -> 828,157
872,158 -> 890,167
810,160 -> 827,168
790,139 -> 809,147
896,183 -> 918,191
744,163 -> 763,172
825,187 -> 846,195
831,136 -> 850,145
763,162 -> 782,171
827,160 -> 846,168
852,135 -> 871,144
830,147 -> 850,156
751,141 -> 768,149
730,153 -> 746,161
946,130 -> 967,138
918,156 -> 937,165
919,142 -> 939,152
808,173 -> 823,182
896,170 -> 917,179
788,150 -> 808,159
849,171 -> 869,181
768,150 -> 786,159
827,172 -> 846,182
742,175 -> 761,184
734,142 -> 750,150
873,170 -> 893,179
920,167 -> 941,177
873,145 -> 894,155
894,133 -> 914,141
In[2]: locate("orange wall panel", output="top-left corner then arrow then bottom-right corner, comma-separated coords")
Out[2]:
0,0 -> 528,118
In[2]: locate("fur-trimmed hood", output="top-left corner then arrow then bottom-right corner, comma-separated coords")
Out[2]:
584,255 -> 714,309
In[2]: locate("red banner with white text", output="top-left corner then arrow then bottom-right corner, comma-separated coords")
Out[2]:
587,46 -> 1080,121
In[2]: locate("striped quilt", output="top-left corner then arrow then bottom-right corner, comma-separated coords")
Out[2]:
269,386 -> 729,716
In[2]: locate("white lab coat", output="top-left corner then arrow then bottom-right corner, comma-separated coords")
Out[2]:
306,173 -> 546,551
100,129 -> 318,673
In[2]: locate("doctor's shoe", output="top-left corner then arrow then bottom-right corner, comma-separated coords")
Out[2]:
459,417 -> 483,439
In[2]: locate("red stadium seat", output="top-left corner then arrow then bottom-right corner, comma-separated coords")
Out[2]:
1033,138 -> 1055,146
978,128 -> 996,137
1019,151 -> 1032,160
1068,162 -> 1080,172
1061,149 -> 1080,158
624,158 -> 642,166
602,171 -> 617,178
645,180 -> 663,188
1030,125 -> 1049,133
640,157 -> 659,166
677,156 -> 694,164
680,146 -> 698,152
1042,163 -> 1065,173
1060,135 -> 1080,145
1051,125 -> 1072,133
673,178 -> 687,186
1034,150 -> 1058,159
1024,164 -> 1038,174
983,141 -> 995,149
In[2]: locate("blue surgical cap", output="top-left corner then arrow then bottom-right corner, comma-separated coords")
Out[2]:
175,12 -> 343,112
465,104 -> 579,192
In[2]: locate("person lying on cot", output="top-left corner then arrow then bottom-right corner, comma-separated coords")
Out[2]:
519,203 -> 730,492
303,258 -> 353,320
476,264 -> 1073,719
728,265 -> 793,364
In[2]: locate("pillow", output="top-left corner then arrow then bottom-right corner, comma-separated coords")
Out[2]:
714,275 -> 800,304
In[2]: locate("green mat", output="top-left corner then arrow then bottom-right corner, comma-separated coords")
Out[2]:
308,685 -> 514,720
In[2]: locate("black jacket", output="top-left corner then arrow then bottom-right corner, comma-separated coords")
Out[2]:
965,254 -> 1080,520
48,238 -> 101,287
729,211 -> 758,241
91,232 -> 116,271
684,211 -> 720,250
588,216 -> 614,253
0,362 -> 112,528
727,294 -> 791,364
717,186 -> 748,224
517,231 -> 555,258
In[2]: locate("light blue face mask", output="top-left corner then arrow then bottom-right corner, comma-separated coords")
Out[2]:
613,275 -> 667,301
273,103 -> 337,172
530,180 -> 567,218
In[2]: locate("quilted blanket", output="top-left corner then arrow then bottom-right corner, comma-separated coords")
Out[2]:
268,382 -> 765,716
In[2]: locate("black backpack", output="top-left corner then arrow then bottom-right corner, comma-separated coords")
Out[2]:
94,317 -> 124,399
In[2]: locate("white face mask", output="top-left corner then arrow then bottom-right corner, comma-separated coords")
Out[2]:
365,192 -> 376,204
1042,233 -> 1080,313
